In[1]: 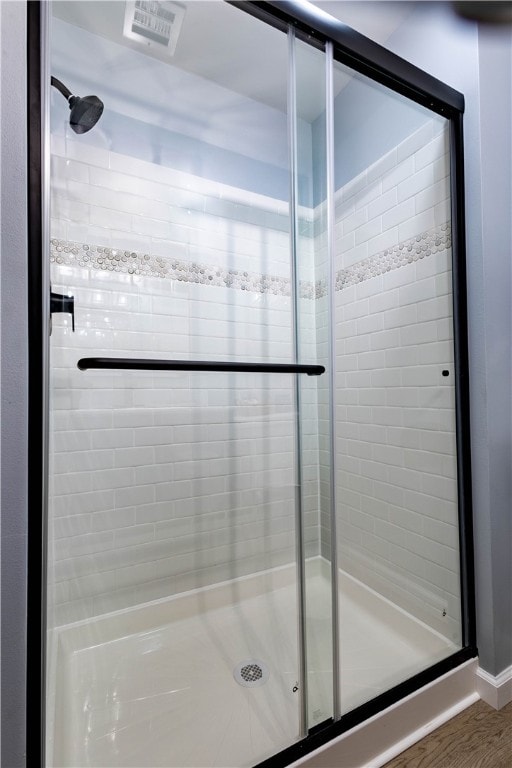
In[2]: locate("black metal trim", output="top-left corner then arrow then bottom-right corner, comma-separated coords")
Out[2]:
254,647 -> 477,768
232,1 -> 464,116
26,2 -> 45,767
450,113 -> 477,650
77,358 -> 325,376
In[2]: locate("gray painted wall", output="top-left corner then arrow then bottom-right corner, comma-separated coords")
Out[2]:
475,24 -> 512,676
0,2 -> 28,766
386,2 -> 512,677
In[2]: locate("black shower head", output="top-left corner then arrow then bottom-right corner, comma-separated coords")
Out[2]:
51,76 -> 104,134
68,94 -> 104,134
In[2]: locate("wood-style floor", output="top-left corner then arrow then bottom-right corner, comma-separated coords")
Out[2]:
383,699 -> 512,768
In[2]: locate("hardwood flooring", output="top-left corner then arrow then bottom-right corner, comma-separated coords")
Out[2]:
383,699 -> 512,768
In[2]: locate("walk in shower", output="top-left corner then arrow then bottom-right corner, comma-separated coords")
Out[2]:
29,1 -> 475,766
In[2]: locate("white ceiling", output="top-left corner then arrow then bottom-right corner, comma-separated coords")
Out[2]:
52,1 -> 415,121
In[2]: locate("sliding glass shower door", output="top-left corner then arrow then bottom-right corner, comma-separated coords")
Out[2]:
41,2 -> 469,767
46,2 -> 331,765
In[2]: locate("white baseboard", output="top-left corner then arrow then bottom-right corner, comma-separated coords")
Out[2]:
477,664 -> 512,710
290,659 -> 478,768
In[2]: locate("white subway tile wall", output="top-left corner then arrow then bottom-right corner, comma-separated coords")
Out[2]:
49,138 -> 321,625
50,117 -> 461,643
329,119 -> 461,641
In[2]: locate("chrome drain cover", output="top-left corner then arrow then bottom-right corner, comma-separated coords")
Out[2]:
233,659 -> 269,688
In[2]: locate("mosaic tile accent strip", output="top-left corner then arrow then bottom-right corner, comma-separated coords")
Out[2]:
334,222 -> 451,294
50,238 -> 302,297
50,221 -> 450,300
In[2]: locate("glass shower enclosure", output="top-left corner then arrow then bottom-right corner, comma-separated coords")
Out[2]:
31,2 -> 474,766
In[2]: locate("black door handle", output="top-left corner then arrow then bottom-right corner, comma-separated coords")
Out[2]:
50,292 -> 75,331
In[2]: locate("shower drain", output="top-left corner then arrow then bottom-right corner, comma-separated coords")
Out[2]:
233,659 -> 269,688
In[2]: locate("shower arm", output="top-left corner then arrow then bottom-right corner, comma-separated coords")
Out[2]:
50,76 -> 73,102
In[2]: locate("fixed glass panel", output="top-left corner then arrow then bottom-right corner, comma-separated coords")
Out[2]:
332,60 -> 461,715
46,3 -> 315,765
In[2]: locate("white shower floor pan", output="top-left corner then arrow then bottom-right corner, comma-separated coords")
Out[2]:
50,559 -> 457,767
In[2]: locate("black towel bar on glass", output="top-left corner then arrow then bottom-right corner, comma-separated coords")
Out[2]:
77,358 -> 325,376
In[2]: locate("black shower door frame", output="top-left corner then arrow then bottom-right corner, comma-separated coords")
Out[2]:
26,2 -> 476,767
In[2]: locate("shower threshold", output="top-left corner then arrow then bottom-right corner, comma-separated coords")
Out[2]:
48,559 -> 457,767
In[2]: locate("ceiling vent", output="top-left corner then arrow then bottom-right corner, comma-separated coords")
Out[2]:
123,1 -> 185,56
